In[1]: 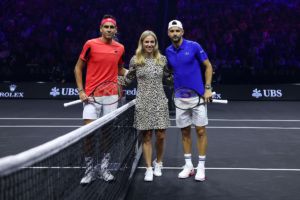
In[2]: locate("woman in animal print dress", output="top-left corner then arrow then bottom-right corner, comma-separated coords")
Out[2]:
125,30 -> 170,182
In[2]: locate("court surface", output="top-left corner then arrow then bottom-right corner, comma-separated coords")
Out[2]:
0,99 -> 300,200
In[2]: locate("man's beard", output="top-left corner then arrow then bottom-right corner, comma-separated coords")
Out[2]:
172,36 -> 180,44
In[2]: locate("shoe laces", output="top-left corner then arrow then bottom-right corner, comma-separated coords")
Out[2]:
153,160 -> 163,169
103,169 -> 112,177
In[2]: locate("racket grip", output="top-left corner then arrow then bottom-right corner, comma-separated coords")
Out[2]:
212,99 -> 228,104
63,99 -> 82,107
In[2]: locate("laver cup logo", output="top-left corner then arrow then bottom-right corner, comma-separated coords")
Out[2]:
50,87 -> 79,97
0,84 -> 24,98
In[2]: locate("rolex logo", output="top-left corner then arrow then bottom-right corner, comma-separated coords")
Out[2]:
9,84 -> 17,92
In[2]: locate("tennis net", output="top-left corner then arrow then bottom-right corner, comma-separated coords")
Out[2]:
0,99 -> 141,200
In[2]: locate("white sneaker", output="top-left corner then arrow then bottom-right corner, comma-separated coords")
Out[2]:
144,167 -> 153,181
80,158 -> 96,185
80,168 -> 96,184
153,160 -> 163,177
195,164 -> 205,181
178,164 -> 195,179
98,168 -> 114,181
95,157 -> 114,182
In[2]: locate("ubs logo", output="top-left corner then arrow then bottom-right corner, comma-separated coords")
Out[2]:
252,88 -> 282,98
50,87 -> 79,97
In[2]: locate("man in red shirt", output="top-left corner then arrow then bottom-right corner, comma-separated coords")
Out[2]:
74,14 -> 127,185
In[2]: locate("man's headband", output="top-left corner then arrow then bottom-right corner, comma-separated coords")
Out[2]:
100,18 -> 117,27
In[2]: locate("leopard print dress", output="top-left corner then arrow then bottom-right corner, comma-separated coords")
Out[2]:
126,55 -> 169,130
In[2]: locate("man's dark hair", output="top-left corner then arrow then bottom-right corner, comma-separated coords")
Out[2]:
102,14 -> 116,21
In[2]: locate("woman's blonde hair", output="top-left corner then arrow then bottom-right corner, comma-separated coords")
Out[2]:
135,30 -> 164,66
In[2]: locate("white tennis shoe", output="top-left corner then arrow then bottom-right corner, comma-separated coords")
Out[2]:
96,156 -> 114,182
144,167 -> 154,181
178,164 -> 195,178
195,164 -> 205,181
98,168 -> 114,181
80,157 -> 96,185
153,160 -> 163,177
80,169 -> 96,184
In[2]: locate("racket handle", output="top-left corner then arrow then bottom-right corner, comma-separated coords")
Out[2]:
212,99 -> 228,104
63,99 -> 82,107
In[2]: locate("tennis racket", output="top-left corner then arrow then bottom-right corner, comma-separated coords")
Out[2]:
64,81 -> 123,107
172,87 -> 228,110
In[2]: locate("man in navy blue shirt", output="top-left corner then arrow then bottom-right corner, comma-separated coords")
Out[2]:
166,20 -> 213,181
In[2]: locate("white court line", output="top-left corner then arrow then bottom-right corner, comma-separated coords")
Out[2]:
138,166 -> 300,171
0,118 -> 81,120
23,166 -> 84,169
1,118 -> 300,122
0,125 -> 80,128
1,125 -> 300,129
206,126 -> 300,130
209,119 -> 300,122
22,166 -> 300,172
170,118 -> 300,122
168,126 -> 300,130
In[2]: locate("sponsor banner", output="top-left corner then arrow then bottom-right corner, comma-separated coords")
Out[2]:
213,84 -> 300,100
1,83 -> 300,100
125,84 -> 300,101
0,83 -> 79,99
0,84 -> 25,98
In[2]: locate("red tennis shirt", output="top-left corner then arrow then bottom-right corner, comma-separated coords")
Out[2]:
79,38 -> 124,96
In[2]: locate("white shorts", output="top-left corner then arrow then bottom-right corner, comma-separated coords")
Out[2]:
82,95 -> 118,119
176,98 -> 208,128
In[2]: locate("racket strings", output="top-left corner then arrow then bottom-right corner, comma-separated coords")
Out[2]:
173,88 -> 201,109
93,83 -> 121,97
91,81 -> 123,105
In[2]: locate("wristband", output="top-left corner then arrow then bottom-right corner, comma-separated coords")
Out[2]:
124,69 -> 129,76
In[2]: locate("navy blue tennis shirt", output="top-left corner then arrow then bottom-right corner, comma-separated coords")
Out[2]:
166,39 -> 208,96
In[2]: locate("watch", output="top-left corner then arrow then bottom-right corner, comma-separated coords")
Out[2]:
205,85 -> 212,90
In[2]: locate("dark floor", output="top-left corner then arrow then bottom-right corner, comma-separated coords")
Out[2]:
0,100 -> 300,200
126,101 -> 300,200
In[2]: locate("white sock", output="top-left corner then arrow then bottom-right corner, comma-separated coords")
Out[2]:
184,154 -> 193,166
198,155 -> 206,168
146,167 -> 153,171
84,157 -> 94,168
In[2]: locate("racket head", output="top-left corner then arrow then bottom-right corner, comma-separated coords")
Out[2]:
172,87 -> 202,110
91,81 -> 123,105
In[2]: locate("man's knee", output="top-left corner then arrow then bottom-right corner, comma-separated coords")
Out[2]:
195,126 -> 206,137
